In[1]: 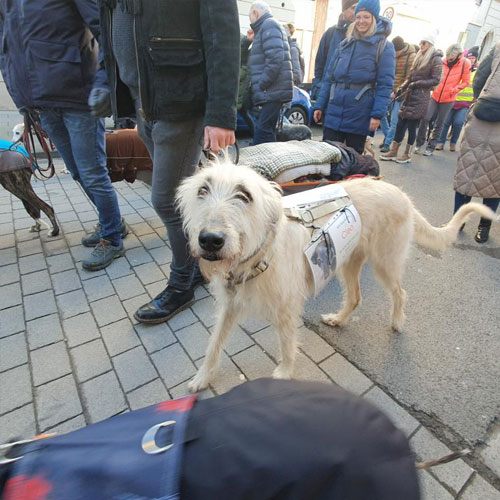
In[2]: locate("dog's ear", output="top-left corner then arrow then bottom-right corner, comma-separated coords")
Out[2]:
262,180 -> 284,226
269,181 -> 283,196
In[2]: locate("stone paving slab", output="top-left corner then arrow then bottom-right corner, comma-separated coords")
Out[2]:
0,167 -> 497,498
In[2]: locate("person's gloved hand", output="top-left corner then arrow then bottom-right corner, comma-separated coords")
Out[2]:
88,88 -> 112,117
408,82 -> 417,90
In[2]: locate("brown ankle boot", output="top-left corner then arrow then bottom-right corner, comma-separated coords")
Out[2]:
396,144 -> 413,164
380,141 -> 401,161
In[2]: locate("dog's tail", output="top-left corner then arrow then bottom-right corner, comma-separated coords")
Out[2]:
412,203 -> 496,251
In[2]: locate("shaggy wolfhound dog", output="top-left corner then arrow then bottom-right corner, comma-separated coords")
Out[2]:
177,161 -> 494,392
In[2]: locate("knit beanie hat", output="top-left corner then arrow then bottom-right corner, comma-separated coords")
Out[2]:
467,46 -> 479,59
342,0 -> 358,11
355,0 -> 380,19
392,36 -> 405,51
421,32 -> 437,46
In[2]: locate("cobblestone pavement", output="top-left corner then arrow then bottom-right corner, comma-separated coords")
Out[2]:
0,159 -> 499,499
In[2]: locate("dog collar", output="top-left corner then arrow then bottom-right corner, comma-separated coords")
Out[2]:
225,230 -> 276,291
226,260 -> 270,292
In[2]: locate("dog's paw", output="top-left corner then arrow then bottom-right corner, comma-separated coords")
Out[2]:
49,227 -> 60,237
272,364 -> 293,380
188,371 -> 211,393
30,224 -> 41,233
321,313 -> 345,327
61,168 -> 70,175
391,317 -> 406,333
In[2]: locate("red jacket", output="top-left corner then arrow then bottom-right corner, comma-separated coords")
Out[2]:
432,55 -> 471,103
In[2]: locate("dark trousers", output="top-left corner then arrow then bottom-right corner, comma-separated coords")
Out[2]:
323,128 -> 366,154
394,118 -> 419,146
416,99 -> 454,150
253,101 -> 282,145
454,191 -> 500,227
239,108 -> 255,137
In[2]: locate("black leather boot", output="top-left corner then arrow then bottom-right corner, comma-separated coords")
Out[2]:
134,286 -> 195,324
474,220 -> 491,243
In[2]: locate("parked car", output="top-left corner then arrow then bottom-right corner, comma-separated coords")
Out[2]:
237,86 -> 314,132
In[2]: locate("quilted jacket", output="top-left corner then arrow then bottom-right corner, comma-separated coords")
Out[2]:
394,43 -> 417,91
432,54 -> 471,104
316,17 -> 395,136
399,50 -> 443,121
248,12 -> 293,105
454,42 -> 500,198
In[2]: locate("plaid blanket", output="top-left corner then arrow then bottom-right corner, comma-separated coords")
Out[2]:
239,140 -> 341,180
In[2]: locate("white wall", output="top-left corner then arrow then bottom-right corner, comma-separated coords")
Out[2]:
475,0 -> 500,55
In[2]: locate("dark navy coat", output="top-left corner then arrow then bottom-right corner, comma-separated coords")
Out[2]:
0,0 -> 107,111
249,12 -> 293,106
316,17 -> 395,136
314,15 -> 351,83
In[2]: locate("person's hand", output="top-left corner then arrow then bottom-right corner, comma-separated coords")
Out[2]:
408,82 -> 417,89
369,118 -> 380,132
247,29 -> 255,42
88,87 -> 111,117
390,91 -> 395,99
313,109 -> 323,123
204,126 -> 235,153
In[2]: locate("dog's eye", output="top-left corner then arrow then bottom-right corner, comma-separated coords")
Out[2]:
234,190 -> 252,203
198,185 -> 209,197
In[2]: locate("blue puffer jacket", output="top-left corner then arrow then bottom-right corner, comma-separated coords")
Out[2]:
316,18 -> 395,136
249,12 -> 293,105
0,0 -> 107,111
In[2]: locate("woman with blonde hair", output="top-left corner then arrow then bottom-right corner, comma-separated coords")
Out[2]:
381,34 -> 443,163
314,0 -> 395,154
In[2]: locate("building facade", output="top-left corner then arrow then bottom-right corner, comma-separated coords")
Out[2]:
465,0 -> 500,56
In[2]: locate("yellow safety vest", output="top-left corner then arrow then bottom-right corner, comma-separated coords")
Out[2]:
456,71 -> 475,102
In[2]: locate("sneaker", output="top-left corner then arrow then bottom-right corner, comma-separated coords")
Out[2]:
82,218 -> 129,248
423,148 -> 433,156
380,144 -> 390,153
82,239 -> 124,271
134,286 -> 195,324
435,144 -> 444,151
450,144 -> 456,152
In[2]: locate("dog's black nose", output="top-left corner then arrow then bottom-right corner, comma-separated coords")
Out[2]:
199,231 -> 225,252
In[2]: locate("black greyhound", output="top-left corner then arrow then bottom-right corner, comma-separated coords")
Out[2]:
0,149 -> 59,236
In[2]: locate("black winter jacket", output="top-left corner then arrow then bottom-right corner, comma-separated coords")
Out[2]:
181,379 -> 420,499
399,50 -> 443,120
0,0 -> 106,111
248,12 -> 293,105
98,0 -> 240,129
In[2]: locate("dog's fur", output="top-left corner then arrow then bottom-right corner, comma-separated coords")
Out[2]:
177,161 -> 494,391
0,149 -> 59,236
364,137 -> 376,157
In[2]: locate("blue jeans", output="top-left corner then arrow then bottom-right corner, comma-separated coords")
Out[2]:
136,114 -> 204,291
40,109 -> 122,245
439,107 -> 468,146
454,191 -> 500,225
380,100 -> 400,146
253,101 -> 283,145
